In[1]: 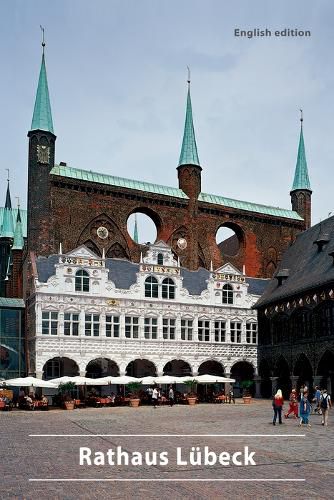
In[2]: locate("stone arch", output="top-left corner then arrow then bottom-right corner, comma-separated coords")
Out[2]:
106,242 -> 129,259
85,358 -> 120,378
267,246 -> 277,262
230,360 -> 255,397
265,261 -> 276,278
216,222 -> 244,258
274,355 -> 291,399
77,213 -> 130,258
163,359 -> 192,376
258,358 -> 272,398
198,360 -> 224,376
83,240 -> 101,257
42,356 -> 79,380
298,192 -> 306,211
126,358 -> 157,377
317,350 -> 334,392
294,353 -> 313,391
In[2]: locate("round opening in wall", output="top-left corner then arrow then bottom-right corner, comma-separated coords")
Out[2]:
216,224 -> 242,257
127,211 -> 158,245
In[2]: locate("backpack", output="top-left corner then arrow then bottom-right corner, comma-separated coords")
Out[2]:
320,395 -> 328,410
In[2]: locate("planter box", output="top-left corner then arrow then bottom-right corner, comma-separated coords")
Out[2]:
187,397 -> 197,406
64,401 -> 75,410
243,396 -> 252,404
129,398 -> 140,407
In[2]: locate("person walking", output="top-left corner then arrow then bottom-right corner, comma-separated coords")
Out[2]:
272,389 -> 284,425
168,385 -> 174,407
299,392 -> 311,427
313,386 -> 321,414
285,389 -> 298,419
320,389 -> 331,426
152,386 -> 158,408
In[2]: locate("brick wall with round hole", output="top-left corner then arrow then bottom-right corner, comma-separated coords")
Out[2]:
127,210 -> 159,246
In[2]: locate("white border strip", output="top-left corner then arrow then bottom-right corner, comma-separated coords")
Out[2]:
29,478 -> 306,483
29,434 -> 306,438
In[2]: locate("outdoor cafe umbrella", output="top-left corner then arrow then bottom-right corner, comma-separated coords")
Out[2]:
193,374 -> 236,384
139,376 -> 157,385
2,376 -> 57,388
153,375 -> 187,385
50,376 -> 99,386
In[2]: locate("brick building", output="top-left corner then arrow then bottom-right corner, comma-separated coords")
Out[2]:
255,216 -> 334,398
23,47 -> 310,282
0,45 -> 314,382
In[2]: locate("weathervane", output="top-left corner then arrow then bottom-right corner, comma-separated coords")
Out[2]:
5,168 -> 9,183
15,196 -> 20,209
187,66 -> 191,88
300,108 -> 303,124
40,25 -> 45,53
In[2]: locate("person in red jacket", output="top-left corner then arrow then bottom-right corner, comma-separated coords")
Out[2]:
284,389 -> 298,419
272,389 -> 284,425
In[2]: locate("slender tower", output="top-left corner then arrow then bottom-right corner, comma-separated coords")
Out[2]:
27,28 -> 56,256
0,175 -> 14,295
177,69 -> 202,199
290,111 -> 312,229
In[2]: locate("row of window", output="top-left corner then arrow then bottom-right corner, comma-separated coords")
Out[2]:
41,312 -> 257,343
259,303 -> 334,345
74,271 -> 236,305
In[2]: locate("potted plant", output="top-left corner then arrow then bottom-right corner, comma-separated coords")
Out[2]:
240,380 -> 253,404
126,382 -> 142,407
58,381 -> 76,410
184,379 -> 197,405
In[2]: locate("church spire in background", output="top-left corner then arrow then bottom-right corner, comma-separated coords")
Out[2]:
133,214 -> 139,244
1,172 -> 14,238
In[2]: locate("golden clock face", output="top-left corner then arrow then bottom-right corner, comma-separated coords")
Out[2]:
97,226 -> 109,239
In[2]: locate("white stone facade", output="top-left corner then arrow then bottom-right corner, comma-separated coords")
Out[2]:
28,242 -> 263,382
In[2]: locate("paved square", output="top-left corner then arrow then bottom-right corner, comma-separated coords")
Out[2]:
1,400 -> 333,499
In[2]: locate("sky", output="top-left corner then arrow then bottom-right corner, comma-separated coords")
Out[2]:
1,0 -> 334,243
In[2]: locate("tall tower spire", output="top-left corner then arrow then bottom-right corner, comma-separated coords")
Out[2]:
290,110 -> 312,228
177,69 -> 202,200
30,28 -> 54,134
27,31 -> 57,256
178,68 -> 200,167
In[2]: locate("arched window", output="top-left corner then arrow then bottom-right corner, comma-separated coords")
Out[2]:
222,284 -> 233,304
157,253 -> 164,265
145,276 -> 159,298
162,278 -> 175,299
75,270 -> 89,292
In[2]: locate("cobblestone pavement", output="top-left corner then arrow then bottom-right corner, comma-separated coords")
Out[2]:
1,400 -> 333,499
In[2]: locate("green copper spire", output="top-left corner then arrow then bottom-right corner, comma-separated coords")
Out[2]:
12,206 -> 24,250
291,112 -> 311,191
133,214 -> 139,243
1,180 -> 14,238
178,77 -> 200,167
30,49 -> 54,134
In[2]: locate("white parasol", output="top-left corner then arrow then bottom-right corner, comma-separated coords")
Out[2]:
193,374 -> 235,384
3,376 -> 57,388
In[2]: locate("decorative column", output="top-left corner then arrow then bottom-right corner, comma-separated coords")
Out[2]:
225,372 -> 232,395
313,375 -> 322,389
254,375 -> 262,398
270,376 -> 278,395
290,375 -> 299,390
